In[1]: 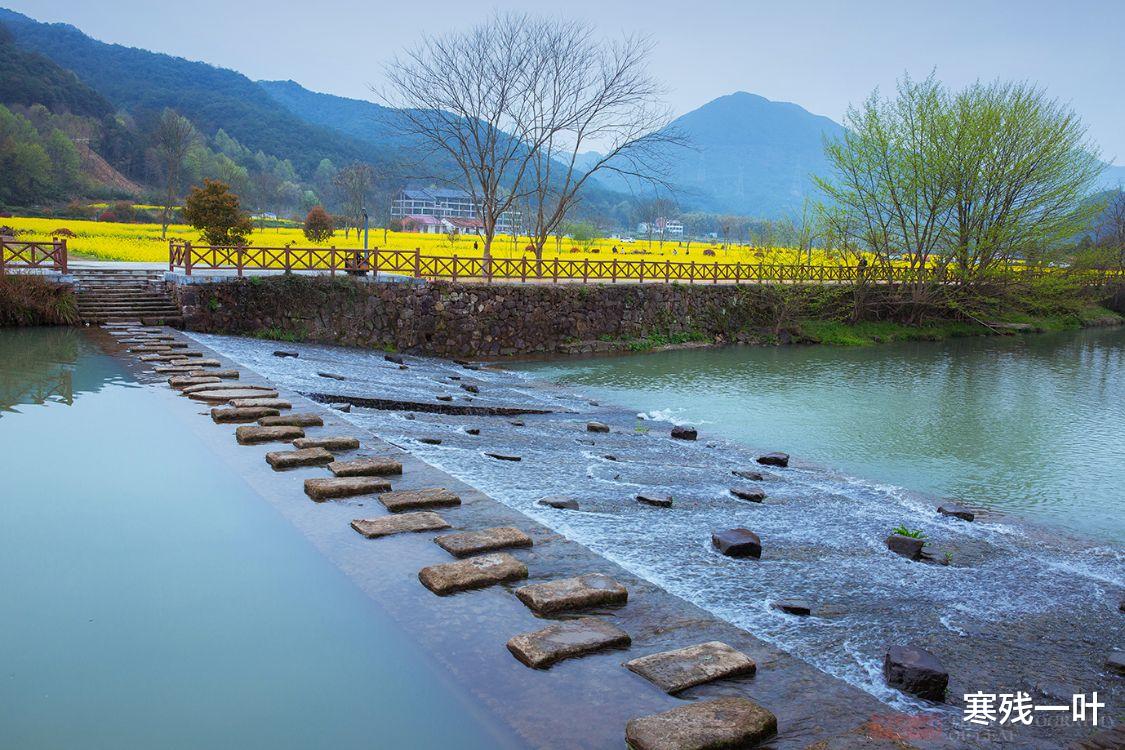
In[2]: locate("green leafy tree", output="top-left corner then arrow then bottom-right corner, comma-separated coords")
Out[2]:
302,205 -> 334,243
182,179 -> 254,246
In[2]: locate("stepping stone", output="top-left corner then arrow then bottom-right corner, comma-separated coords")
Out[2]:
624,641 -> 756,693
508,617 -> 631,669
712,528 -> 761,558
294,436 -> 359,451
211,406 -> 281,423
188,388 -> 279,403
162,341 -> 188,348
154,366 -> 199,373
235,425 -> 304,444
418,552 -> 527,595
130,346 -> 171,353
883,644 -> 948,701
317,371 -> 347,380
265,447 -> 334,469
229,398 -> 291,409
434,527 -> 532,557
937,502 -> 975,521
258,413 -> 323,427
485,452 -> 521,462
514,573 -> 627,614
670,425 -> 697,440
351,512 -> 450,538
636,494 -> 672,508
587,421 -> 610,433
380,487 -> 460,512
169,375 -> 220,388
182,382 -> 273,395
624,697 -> 777,750
173,351 -> 203,358
757,451 -> 789,467
328,457 -> 402,477
772,600 -> 812,616
730,487 -> 766,502
191,369 -> 239,379
172,358 -> 220,367
304,476 -> 390,501
538,496 -> 579,510
732,469 -> 764,481
144,354 -> 183,362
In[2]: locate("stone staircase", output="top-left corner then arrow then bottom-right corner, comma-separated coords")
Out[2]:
73,268 -> 183,326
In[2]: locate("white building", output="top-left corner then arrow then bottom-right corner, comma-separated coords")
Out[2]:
392,188 -> 520,234
637,217 -> 684,238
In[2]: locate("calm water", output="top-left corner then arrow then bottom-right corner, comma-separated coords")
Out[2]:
0,328 -> 516,750
514,328 -> 1125,545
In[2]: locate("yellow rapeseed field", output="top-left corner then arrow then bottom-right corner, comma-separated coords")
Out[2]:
3,215 -> 845,268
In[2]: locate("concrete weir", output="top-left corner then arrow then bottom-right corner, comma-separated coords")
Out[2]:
109,326 -> 960,750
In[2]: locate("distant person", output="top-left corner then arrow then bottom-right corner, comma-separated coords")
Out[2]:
474,241 -> 479,250
612,245 -> 618,253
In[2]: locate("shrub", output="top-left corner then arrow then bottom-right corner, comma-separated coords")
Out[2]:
50,227 -> 76,237
892,525 -> 925,539
0,275 -> 78,326
183,179 -> 254,246
303,206 -> 334,243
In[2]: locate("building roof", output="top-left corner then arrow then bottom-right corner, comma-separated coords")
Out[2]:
399,187 -> 473,202
443,217 -> 483,230
402,214 -> 442,225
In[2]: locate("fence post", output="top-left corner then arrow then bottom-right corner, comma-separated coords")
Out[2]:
168,240 -> 174,272
713,261 -> 718,284
328,247 -> 335,276
59,239 -> 67,274
638,261 -> 644,284
521,256 -> 527,283
284,246 -> 291,273
583,258 -> 589,284
237,246 -> 244,278
690,261 -> 695,284
414,249 -> 421,278
372,248 -> 379,280
553,257 -> 558,283
665,260 -> 670,283
453,254 -> 460,282
184,241 -> 193,276
612,259 -> 617,283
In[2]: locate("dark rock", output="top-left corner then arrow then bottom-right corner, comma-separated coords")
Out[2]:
937,502 -> 975,522
317,371 -> 348,381
637,494 -> 673,508
772,600 -> 812,616
587,421 -> 610,433
886,534 -> 925,560
385,354 -> 404,364
730,487 -> 766,502
448,375 -> 461,381
538,496 -> 579,510
883,644 -> 948,701
485,452 -> 521,461
603,454 -> 619,461
757,452 -> 789,467
461,383 -> 479,394
399,364 -> 409,370
671,425 -> 698,440
712,528 -> 761,558
453,359 -> 470,366
328,402 -> 352,412
418,437 -> 442,445
509,420 -> 525,427
273,350 -> 298,358
465,427 -> 480,435
732,469 -> 764,481
1108,651 -> 1125,675
436,394 -> 453,402
404,413 -> 416,420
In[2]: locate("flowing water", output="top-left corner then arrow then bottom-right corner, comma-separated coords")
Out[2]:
0,328 -> 517,750
186,327 -> 1123,744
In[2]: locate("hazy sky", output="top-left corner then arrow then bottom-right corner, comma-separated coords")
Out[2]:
9,0 -> 1124,163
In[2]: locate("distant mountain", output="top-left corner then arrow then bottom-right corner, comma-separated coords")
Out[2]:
258,80 -> 405,148
1099,163 -> 1125,190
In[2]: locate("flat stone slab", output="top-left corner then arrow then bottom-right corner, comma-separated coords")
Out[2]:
434,526 -> 533,557
380,487 -> 461,512
258,413 -> 324,427
171,358 -> 220,367
623,641 -> 756,694
169,375 -> 220,388
182,382 -> 274,395
234,425 -> 304,445
624,697 -> 777,750
508,617 -> 631,669
712,528 -> 761,558
211,406 -> 281,423
188,388 -> 279,403
265,446 -> 334,469
730,487 -> 766,502
130,345 -> 171,353
587,421 -> 610,433
351,511 -> 451,538
538,496 -> 579,510
514,573 -> 628,614
190,369 -> 238,379
229,398 -> 291,409
304,476 -> 391,501
328,457 -> 402,477
636,494 -> 673,508
153,365 -> 199,373
418,552 -> 528,595
293,435 -> 359,451
172,350 -> 203,358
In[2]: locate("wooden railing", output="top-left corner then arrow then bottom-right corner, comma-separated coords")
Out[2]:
0,238 -> 68,274
167,241 -> 1125,288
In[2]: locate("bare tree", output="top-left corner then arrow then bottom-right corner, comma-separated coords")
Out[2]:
151,109 -> 196,238
333,163 -> 373,239
1097,191 -> 1125,265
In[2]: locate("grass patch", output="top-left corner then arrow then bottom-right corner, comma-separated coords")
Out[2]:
0,275 -> 78,326
251,326 -> 306,343
798,320 -> 985,346
625,330 -> 712,352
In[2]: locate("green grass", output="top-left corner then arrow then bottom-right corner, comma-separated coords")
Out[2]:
892,526 -> 926,539
251,326 -> 306,343
625,330 -> 711,352
799,320 -> 985,346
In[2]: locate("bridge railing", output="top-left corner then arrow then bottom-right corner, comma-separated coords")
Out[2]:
166,241 -> 1125,288
0,238 -> 68,274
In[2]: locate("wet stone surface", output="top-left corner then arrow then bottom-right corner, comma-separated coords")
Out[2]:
234,425 -> 304,444
883,644 -> 948,702
304,476 -> 391,501
730,487 -> 766,502
265,447 -> 334,470
258,413 -> 324,427
434,526 -> 533,557
181,382 -> 272,395
711,528 -> 762,558
211,406 -> 280,423
190,368 -> 239,378
515,573 -> 628,614
380,487 -> 461,512
418,552 -> 528,595
625,697 -> 778,750
624,641 -> 756,694
328,456 -> 403,477
229,397 -> 291,409
293,435 -> 359,451
189,387 -> 279,403
350,511 -> 450,538
507,616 -> 631,669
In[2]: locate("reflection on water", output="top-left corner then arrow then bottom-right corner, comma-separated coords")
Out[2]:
515,327 -> 1125,545
0,328 -> 516,750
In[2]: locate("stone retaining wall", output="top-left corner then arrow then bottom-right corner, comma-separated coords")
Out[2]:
173,276 -> 833,358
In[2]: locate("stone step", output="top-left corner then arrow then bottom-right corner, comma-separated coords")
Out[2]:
351,511 -> 450,539
418,552 -> 528,595
507,617 -> 631,669
293,435 -> 358,451
234,425 -> 304,445
169,375 -> 221,389
434,526 -> 532,557
328,457 -> 403,477
230,397 -> 291,409
304,476 -> 391,501
189,388 -> 280,403
514,573 -> 628,614
623,641 -> 757,694
211,406 -> 281,423
191,369 -> 238,379
265,447 -> 334,470
624,697 -> 777,750
182,382 -> 272,395
258,413 -> 324,427
379,487 -> 461,513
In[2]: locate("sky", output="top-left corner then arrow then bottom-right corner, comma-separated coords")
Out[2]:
8,0 -> 1125,163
